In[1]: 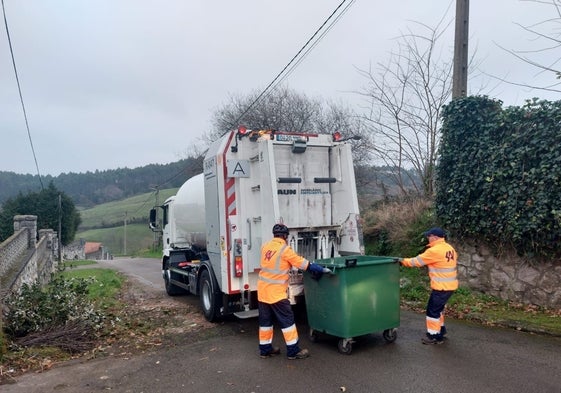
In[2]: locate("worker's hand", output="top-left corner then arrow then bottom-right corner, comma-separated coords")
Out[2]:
322,267 -> 333,274
308,262 -> 324,280
308,262 -> 324,274
395,258 -> 403,264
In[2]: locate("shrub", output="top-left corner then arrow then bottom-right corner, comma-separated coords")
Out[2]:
363,197 -> 438,256
3,276 -> 105,339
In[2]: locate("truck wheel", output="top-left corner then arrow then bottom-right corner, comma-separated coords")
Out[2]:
199,269 -> 221,322
163,263 -> 187,296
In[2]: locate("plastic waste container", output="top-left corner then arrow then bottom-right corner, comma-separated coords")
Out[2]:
304,255 -> 400,354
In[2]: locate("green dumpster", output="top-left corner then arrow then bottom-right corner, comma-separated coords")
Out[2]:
303,255 -> 400,354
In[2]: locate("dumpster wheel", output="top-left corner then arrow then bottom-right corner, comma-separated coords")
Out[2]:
308,328 -> 319,343
383,328 -> 398,343
337,338 -> 354,355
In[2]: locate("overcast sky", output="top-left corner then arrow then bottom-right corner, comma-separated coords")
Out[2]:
0,0 -> 558,176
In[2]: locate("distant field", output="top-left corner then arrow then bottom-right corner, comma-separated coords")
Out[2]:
78,188 -> 178,229
75,188 -> 177,256
76,223 -> 159,256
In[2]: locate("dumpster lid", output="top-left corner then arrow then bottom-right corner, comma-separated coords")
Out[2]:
315,255 -> 398,269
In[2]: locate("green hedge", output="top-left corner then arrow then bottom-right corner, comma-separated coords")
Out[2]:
436,96 -> 561,258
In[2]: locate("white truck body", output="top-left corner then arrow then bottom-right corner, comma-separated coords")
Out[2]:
151,128 -> 363,321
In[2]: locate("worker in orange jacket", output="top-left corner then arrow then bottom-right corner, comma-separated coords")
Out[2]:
257,223 -> 325,359
400,227 -> 458,344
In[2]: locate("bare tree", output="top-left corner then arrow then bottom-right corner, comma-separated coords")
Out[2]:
494,0 -> 561,93
357,17 -> 454,197
203,86 -> 370,164
207,86 -> 321,140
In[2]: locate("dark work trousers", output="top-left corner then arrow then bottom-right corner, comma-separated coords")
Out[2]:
426,289 -> 455,338
258,299 -> 301,357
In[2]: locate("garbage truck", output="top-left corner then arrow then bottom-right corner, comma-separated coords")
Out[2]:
149,127 -> 364,322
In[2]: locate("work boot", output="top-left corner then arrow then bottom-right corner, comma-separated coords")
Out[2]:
260,346 -> 281,358
421,334 -> 444,345
288,348 -> 310,360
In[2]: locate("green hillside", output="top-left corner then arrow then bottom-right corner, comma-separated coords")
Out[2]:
79,188 -> 178,229
75,188 -> 178,255
76,224 -> 157,256
0,157 -> 203,207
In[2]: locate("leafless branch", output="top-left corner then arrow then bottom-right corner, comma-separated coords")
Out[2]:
494,0 -> 561,90
355,12 -> 453,198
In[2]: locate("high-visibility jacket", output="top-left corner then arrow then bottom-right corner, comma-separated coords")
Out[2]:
401,238 -> 458,291
257,237 -> 310,304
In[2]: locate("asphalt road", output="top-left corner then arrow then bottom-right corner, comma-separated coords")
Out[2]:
4,257 -> 561,393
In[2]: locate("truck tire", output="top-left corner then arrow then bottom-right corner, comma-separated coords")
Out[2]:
199,269 -> 221,322
164,261 -> 187,296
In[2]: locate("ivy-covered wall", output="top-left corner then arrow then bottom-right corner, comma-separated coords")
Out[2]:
436,96 -> 561,308
437,96 -> 561,258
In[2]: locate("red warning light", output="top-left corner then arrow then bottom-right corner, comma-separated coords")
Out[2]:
238,125 -> 248,135
234,256 -> 243,277
333,131 -> 342,142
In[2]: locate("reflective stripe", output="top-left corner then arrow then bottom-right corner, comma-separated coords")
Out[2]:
431,276 -> 457,283
258,238 -> 308,304
401,238 -> 458,291
426,316 -> 441,335
259,325 -> 274,345
297,259 -> 309,270
261,266 -> 290,275
275,245 -> 288,269
258,244 -> 290,285
258,276 -> 287,285
429,266 -> 458,282
282,324 -> 299,345
430,267 -> 456,273
410,256 -> 426,267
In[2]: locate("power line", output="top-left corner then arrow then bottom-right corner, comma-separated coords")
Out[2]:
262,0 -> 356,102
229,0 -> 356,130
2,0 -> 43,188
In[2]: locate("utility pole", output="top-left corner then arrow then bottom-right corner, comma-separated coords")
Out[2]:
151,186 -> 161,251
124,211 -> 127,255
452,0 -> 469,98
58,194 -> 62,262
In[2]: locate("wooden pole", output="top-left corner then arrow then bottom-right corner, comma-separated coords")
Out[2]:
453,0 -> 470,98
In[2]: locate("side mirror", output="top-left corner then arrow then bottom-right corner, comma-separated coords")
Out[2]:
149,208 -> 157,230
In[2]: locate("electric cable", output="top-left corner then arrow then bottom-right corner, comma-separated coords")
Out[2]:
2,0 -> 44,188
261,0 -> 356,103
131,190 -> 159,216
226,0 -> 355,132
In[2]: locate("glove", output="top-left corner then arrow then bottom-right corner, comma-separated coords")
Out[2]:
308,262 -> 324,274
308,262 -> 324,280
322,267 -> 333,274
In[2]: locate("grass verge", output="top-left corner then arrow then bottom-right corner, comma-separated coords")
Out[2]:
0,266 -> 124,383
400,267 -> 561,336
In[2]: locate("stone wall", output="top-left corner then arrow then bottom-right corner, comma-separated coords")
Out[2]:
64,238 -> 86,260
458,242 -> 561,309
0,216 -> 59,300
0,228 -> 28,279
